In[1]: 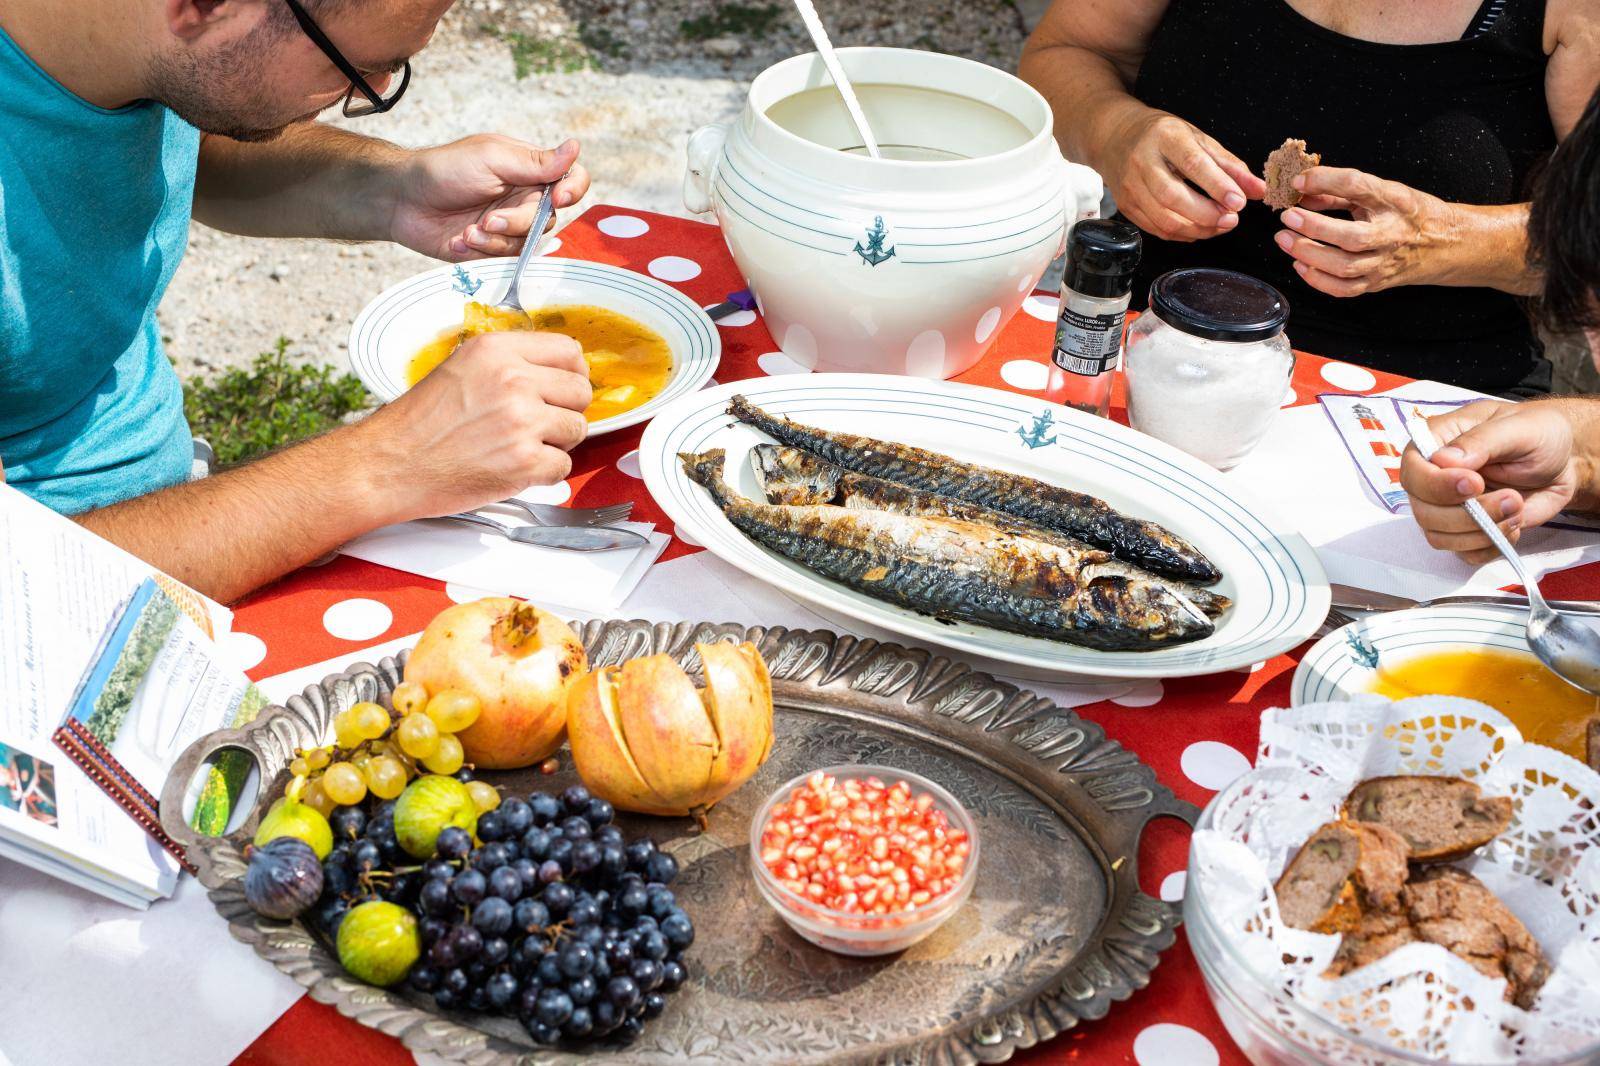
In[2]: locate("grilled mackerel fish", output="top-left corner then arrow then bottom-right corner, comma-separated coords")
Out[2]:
680,450 -> 1213,651
728,395 -> 1221,585
751,444 -> 1231,619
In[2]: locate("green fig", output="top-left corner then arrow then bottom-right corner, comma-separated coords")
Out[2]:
336,901 -> 420,986
254,794 -> 333,860
393,774 -> 478,859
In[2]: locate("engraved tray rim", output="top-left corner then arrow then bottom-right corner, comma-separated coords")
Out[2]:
158,619 -> 1198,1066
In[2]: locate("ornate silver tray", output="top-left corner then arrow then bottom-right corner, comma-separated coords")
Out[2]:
159,619 -> 1196,1065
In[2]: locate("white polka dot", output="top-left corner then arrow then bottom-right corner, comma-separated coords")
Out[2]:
323,598 -> 393,642
537,237 -> 562,256
516,481 -> 573,505
674,526 -> 703,547
1111,681 -> 1164,707
647,256 -> 701,283
1233,660 -> 1268,674
1017,273 -> 1036,293
1159,871 -> 1187,902
1180,740 -> 1252,791
1000,360 -> 1050,391
616,450 -> 642,479
1022,293 -> 1060,321
445,582 -> 493,604
782,323 -> 818,365
1133,1023 -> 1218,1066
598,215 -> 650,239
1281,386 -> 1298,407
975,306 -> 1003,344
705,303 -> 756,328
220,631 -> 267,672
1319,361 -> 1377,391
906,330 -> 947,377
758,351 -> 812,376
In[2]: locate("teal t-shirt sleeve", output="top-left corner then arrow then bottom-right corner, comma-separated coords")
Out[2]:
0,29 -> 198,514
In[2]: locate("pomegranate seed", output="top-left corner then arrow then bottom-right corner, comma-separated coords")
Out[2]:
760,773 -> 969,920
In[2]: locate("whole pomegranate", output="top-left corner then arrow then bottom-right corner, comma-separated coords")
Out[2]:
567,641 -> 773,826
405,598 -> 587,770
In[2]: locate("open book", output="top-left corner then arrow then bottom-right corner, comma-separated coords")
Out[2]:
1,485 -> 255,907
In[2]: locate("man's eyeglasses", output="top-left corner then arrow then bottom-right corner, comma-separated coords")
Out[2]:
281,0 -> 411,117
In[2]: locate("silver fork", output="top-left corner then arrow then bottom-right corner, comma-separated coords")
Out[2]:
494,496 -> 633,528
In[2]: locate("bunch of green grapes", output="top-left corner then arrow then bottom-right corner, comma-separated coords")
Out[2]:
292,682 -> 484,815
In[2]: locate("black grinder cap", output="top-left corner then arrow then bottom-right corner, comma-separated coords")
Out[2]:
1063,219 -> 1142,300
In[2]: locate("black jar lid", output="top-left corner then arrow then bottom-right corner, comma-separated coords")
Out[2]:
1148,268 -> 1289,342
1064,219 -> 1142,300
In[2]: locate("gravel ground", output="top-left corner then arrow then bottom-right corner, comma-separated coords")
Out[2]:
160,0 -> 1030,376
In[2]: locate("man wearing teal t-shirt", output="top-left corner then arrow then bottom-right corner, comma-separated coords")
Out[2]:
0,0 -> 595,601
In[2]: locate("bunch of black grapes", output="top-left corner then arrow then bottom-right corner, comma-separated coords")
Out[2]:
310,780 -> 692,1046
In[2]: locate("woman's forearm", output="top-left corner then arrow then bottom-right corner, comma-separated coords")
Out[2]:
1019,42 -> 1150,170
1435,202 -> 1541,295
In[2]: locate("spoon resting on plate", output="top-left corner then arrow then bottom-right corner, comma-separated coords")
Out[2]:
1403,410 -> 1600,696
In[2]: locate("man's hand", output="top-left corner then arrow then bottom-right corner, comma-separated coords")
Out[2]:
365,331 -> 593,515
1275,167 -> 1536,297
1400,400 -> 1597,564
389,136 -> 592,261
1098,108 -> 1266,242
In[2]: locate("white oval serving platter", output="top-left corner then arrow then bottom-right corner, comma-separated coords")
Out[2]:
640,374 -> 1330,679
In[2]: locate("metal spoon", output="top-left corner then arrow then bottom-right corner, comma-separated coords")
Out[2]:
1405,417 -> 1600,695
490,176 -> 563,324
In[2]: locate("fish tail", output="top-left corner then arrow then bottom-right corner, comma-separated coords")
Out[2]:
678,449 -> 732,504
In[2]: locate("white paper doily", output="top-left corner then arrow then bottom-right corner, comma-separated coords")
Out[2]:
1189,696 -> 1600,1063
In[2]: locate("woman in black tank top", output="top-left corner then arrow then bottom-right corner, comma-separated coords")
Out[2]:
1020,0 -> 1600,397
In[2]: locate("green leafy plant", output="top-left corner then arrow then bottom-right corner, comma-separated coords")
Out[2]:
680,3 -> 781,40
484,25 -> 619,78
182,338 -> 371,467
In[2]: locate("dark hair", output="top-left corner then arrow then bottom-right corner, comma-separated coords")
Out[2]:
1528,83 -> 1600,334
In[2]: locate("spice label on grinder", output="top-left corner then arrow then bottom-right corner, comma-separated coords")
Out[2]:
1053,307 -> 1126,376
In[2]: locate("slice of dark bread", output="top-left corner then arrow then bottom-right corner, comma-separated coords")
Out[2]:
1263,138 -> 1320,210
1275,820 -> 1409,934
1329,867 -> 1550,1008
1342,776 -> 1513,863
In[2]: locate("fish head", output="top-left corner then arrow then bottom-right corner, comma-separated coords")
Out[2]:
1080,569 -> 1215,646
750,445 -> 840,505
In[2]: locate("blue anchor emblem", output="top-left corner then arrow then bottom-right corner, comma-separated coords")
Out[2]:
854,216 -> 896,267
450,265 -> 483,297
1015,410 -> 1058,449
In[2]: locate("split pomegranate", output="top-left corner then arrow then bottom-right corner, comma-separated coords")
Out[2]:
757,771 -> 971,916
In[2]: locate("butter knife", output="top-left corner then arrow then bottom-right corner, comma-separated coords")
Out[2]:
443,512 -> 647,552
1330,583 -> 1600,617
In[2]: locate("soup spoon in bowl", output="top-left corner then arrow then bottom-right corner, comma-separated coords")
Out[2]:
489,175 -> 563,324
1405,418 -> 1600,696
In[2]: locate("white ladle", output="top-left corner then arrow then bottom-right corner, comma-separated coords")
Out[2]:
790,0 -> 881,159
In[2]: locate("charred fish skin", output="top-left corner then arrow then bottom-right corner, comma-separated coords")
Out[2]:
680,450 -> 1213,651
752,446 -> 1233,620
727,395 -> 1222,585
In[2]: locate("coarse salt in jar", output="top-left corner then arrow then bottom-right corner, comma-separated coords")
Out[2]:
1123,269 -> 1293,471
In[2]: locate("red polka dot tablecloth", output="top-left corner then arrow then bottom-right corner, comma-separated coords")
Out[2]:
228,205 -> 1600,1066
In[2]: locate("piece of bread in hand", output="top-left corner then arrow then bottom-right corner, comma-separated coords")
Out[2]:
1275,820 -> 1410,934
1342,775 -> 1514,863
1264,138 -> 1320,210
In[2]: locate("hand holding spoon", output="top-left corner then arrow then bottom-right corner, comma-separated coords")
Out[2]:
1405,412 -> 1600,695
490,176 -> 563,325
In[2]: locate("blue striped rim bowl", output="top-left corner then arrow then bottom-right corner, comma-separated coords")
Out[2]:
347,257 -> 721,436
1293,605 -> 1546,707
640,374 -> 1331,680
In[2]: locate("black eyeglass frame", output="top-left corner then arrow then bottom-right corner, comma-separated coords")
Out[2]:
280,0 -> 411,117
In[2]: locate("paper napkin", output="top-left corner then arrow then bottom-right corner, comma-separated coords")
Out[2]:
339,514 -> 668,613
1227,383 -> 1600,600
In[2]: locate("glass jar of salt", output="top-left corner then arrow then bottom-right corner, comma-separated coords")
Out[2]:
1123,269 -> 1293,471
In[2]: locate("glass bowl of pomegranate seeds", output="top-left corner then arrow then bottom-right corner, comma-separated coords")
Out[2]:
749,765 -> 980,956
